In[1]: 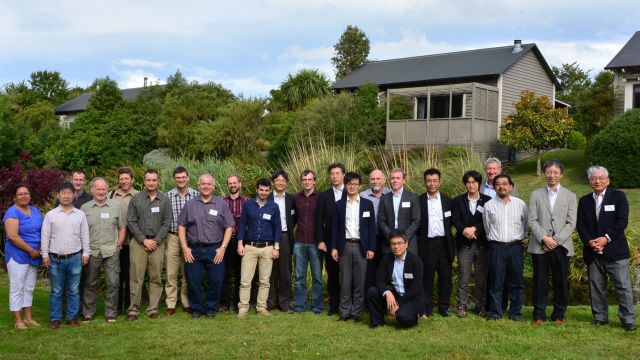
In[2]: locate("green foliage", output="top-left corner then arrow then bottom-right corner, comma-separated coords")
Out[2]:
87,77 -> 123,114
500,91 -> 574,175
577,71 -> 615,138
0,120 -> 23,167
2,81 -> 38,110
566,130 -> 587,150
331,25 -> 370,80
157,82 -> 236,156
279,69 -> 331,111
388,95 -> 413,119
12,102 -> 62,167
586,109 -> 640,187
143,148 -> 174,169
166,69 -> 188,92
552,62 -> 591,113
28,70 -> 70,106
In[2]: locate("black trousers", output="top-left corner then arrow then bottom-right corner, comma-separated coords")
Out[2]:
532,247 -> 569,321
117,245 -> 131,314
366,287 -> 418,327
268,232 -> 293,311
221,236 -> 242,309
322,249 -> 340,312
422,237 -> 453,313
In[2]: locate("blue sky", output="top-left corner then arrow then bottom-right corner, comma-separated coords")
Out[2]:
1,1 -> 638,97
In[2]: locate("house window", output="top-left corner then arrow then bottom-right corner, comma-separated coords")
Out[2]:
634,84 -> 640,109
416,94 -> 464,119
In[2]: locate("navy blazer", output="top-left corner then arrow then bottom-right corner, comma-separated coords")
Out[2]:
451,192 -> 492,250
418,192 -> 454,262
331,196 -> 377,255
576,188 -> 630,265
376,250 -> 426,311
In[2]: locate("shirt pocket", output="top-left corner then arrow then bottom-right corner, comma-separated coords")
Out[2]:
72,221 -> 81,236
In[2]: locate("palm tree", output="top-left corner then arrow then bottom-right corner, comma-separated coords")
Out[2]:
280,69 -> 332,111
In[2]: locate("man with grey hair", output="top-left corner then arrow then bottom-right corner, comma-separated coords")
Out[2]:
576,166 -> 636,331
527,160 -> 577,327
80,178 -> 127,323
480,157 -> 519,199
378,168 -> 421,254
360,169 -> 391,289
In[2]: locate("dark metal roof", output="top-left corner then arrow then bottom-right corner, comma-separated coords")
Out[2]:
54,86 -> 162,115
605,31 -> 640,69
333,43 -> 559,90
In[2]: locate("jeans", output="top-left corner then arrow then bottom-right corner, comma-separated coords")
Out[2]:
184,244 -> 225,313
49,252 -> 82,321
293,243 -> 323,313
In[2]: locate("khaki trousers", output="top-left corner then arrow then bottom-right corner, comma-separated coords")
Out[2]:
238,244 -> 273,311
165,233 -> 189,309
128,240 -> 165,316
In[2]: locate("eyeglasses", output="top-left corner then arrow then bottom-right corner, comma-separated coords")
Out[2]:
345,183 -> 361,187
390,241 -> 406,247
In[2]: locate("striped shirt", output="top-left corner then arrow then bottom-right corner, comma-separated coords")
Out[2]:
483,196 -> 528,242
167,187 -> 199,233
224,194 -> 248,235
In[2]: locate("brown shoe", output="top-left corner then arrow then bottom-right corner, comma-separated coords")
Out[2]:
65,319 -> 80,327
127,314 -> 138,322
166,308 -> 175,316
183,307 -> 191,314
554,319 -> 566,326
148,312 -> 159,319
49,320 -> 61,329
476,308 -> 489,318
533,319 -> 543,327
456,306 -> 467,318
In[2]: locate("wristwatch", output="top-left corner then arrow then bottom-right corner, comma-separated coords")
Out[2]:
221,244 -> 227,249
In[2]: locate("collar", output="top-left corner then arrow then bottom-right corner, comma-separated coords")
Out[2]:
333,185 -> 344,193
273,191 -> 286,199
467,193 -> 480,201
395,253 -> 407,262
428,192 -> 440,201
547,184 -> 561,194
392,188 -> 404,197
91,201 -> 109,208
347,195 -> 360,204
198,195 -> 215,204
593,188 -> 607,200
115,188 -> 134,196
484,180 -> 493,189
55,205 -> 78,213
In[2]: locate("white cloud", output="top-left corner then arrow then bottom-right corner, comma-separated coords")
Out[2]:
116,69 -> 164,89
277,45 -> 333,62
370,30 -> 458,60
113,58 -> 167,69
535,39 -> 628,74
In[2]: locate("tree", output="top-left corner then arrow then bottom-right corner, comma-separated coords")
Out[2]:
28,70 -> 70,106
166,69 -> 188,92
500,91 -> 574,176
280,69 -> 331,111
578,71 -> 615,137
87,77 -> 123,114
331,25 -> 370,80
552,62 -> 592,111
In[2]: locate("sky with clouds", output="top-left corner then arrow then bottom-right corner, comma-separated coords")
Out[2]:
1,0 -> 638,97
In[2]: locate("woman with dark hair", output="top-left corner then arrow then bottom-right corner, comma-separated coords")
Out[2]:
2,185 -> 44,329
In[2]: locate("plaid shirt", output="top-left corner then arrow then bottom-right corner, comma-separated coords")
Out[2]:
167,187 -> 200,233
224,194 -> 248,236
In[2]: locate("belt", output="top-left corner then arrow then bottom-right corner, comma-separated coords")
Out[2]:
428,236 -> 445,241
189,242 -> 217,248
246,241 -> 274,248
346,238 -> 361,243
489,240 -> 522,246
169,231 -> 178,235
49,250 -> 82,259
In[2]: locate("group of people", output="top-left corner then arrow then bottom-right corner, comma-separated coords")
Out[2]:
2,158 -> 636,332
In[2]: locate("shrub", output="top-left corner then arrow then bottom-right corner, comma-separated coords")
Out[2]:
586,109 -> 640,187
567,130 -> 587,150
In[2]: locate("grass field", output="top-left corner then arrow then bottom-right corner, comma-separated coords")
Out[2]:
2,149 -> 640,359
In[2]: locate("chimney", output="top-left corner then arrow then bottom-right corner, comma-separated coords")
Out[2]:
512,40 -> 522,53
144,77 -> 148,87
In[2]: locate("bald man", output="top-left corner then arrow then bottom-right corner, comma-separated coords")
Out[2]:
360,169 -> 391,289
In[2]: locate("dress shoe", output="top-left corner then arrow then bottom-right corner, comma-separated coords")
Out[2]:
82,316 -> 93,323
327,309 -> 339,316
554,319 -> 566,326
183,307 -> 191,314
533,319 -> 543,327
127,314 -> 138,322
49,320 -> 61,329
509,316 -> 523,322
623,323 -> 637,332
218,305 -> 229,313
191,311 -> 202,319
456,307 -> 467,318
487,315 -> 501,321
205,310 -> 216,318
476,308 -> 489,318
148,312 -> 159,319
591,320 -> 609,326
438,309 -> 450,317
166,308 -> 175,316
352,315 -> 361,323
66,319 -> 80,327
369,323 -> 384,329
256,308 -> 271,316
337,316 -> 350,321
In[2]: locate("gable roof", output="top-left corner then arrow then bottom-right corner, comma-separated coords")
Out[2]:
605,31 -> 640,69
333,43 -> 560,90
54,86 -> 162,115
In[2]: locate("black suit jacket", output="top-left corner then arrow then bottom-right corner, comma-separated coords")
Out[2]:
576,188 -> 629,265
269,192 -> 296,252
331,197 -> 377,255
377,189 -> 421,254
418,192 -> 454,262
316,187 -> 346,250
451,192 -> 493,250
376,251 -> 426,311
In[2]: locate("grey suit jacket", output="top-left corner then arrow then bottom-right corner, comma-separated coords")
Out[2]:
377,189 -> 421,254
527,186 -> 577,255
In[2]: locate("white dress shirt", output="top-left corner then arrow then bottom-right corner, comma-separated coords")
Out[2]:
427,192 -> 445,237
273,191 -> 287,231
345,195 -> 360,239
392,188 -> 403,228
483,196 -> 528,242
547,184 -> 560,213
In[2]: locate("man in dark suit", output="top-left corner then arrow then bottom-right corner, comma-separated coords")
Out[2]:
367,230 -> 425,328
378,168 -> 421,254
316,163 -> 346,315
576,166 -> 636,331
451,170 -> 492,318
418,168 -> 454,317
267,170 -> 296,312
331,172 -> 376,322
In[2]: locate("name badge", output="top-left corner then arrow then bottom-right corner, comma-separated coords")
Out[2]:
291,209 -> 295,215
444,211 -> 451,218
402,202 -> 410,208
151,207 -> 160,213
100,213 -> 110,219
362,211 -> 370,218
604,205 -> 615,212
263,213 -> 272,220
404,273 -> 413,279
477,205 -> 484,214
209,209 -> 218,216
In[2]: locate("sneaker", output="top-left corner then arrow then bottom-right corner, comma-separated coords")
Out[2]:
82,316 -> 93,323
456,306 -> 467,318
237,309 -> 248,318
106,318 -> 117,324
256,308 -> 271,316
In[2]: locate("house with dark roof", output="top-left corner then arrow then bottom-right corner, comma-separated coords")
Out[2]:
333,40 -> 560,157
54,85 -> 162,127
605,31 -> 640,117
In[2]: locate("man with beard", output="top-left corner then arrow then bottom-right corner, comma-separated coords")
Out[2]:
221,175 -> 248,312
